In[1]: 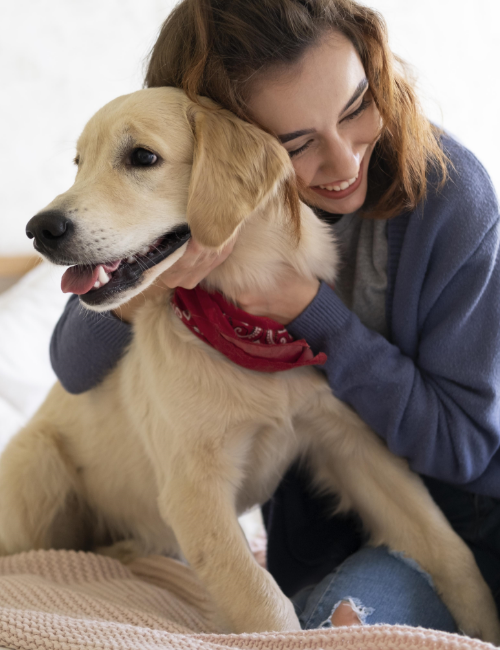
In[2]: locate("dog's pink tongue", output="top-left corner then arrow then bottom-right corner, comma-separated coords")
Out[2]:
61,260 -> 121,295
61,265 -> 100,294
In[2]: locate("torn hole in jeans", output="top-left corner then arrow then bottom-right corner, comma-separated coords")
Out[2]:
321,597 -> 375,628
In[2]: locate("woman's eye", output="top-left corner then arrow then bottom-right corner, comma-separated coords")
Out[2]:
342,98 -> 372,123
288,140 -> 314,158
130,148 -> 158,167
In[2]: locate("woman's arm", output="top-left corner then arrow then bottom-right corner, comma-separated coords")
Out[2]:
287,255 -> 500,491
287,173 -> 500,495
50,295 -> 132,394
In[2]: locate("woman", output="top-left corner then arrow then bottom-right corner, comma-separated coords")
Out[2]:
50,0 -> 500,633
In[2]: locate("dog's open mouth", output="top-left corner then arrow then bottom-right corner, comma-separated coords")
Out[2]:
61,225 -> 191,304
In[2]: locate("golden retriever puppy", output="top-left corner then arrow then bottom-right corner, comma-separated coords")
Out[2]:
2,87 -> 498,640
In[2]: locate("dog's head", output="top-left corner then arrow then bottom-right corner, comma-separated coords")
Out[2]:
26,87 -> 295,311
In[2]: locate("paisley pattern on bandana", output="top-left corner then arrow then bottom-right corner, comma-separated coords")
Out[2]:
171,286 -> 327,373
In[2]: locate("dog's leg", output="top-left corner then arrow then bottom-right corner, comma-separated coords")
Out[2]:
0,419 -> 83,553
155,451 -> 300,634
306,400 -> 500,644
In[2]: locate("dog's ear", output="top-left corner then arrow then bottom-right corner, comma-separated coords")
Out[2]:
185,101 -> 296,249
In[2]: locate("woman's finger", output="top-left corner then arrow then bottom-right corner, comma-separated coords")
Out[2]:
158,237 -> 236,289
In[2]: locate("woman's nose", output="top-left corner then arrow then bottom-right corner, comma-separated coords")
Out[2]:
319,135 -> 360,181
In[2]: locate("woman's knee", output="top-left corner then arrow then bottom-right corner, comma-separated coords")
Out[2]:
293,546 -> 458,633
330,600 -> 365,626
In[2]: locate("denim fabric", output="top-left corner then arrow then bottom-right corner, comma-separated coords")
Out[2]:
264,467 -> 500,614
268,471 -> 500,631
291,546 -> 458,632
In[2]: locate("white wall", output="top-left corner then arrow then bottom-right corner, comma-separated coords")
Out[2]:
369,0 -> 500,193
1,0 -> 177,256
2,0 -> 499,255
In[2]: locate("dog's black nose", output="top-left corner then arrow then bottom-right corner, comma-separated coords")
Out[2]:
26,211 -> 74,252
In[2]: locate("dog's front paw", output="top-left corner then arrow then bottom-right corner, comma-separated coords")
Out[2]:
234,594 -> 301,634
95,539 -> 145,564
458,615 -> 500,646
438,569 -> 500,645
455,605 -> 500,646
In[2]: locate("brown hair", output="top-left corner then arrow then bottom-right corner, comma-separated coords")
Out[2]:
145,0 -> 448,220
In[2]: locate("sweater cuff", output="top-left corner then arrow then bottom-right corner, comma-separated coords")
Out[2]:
287,281 -> 351,354
73,301 -> 133,350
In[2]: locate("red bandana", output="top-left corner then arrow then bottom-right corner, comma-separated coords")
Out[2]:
171,286 -> 327,373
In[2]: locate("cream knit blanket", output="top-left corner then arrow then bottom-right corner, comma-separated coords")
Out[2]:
0,550 -> 493,650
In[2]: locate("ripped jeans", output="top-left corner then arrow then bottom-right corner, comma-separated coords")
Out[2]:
291,545 -> 457,631
265,470 -> 500,632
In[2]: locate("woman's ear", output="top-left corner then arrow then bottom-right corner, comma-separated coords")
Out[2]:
185,100 -> 296,249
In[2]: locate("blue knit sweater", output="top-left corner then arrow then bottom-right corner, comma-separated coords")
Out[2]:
50,135 -> 500,498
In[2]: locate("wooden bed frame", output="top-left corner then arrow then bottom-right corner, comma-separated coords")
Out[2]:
0,255 -> 41,279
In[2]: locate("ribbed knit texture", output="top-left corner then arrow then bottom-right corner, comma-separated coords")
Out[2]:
287,281 -> 350,354
0,550 -> 491,650
50,295 -> 132,394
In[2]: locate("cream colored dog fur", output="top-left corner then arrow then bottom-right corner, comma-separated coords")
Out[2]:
2,87 -> 499,641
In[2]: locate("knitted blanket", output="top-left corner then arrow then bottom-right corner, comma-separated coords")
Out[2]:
0,550 -> 492,650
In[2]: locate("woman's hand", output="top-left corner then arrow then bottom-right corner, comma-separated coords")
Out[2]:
236,271 -> 320,325
113,237 -> 235,323
158,237 -> 236,290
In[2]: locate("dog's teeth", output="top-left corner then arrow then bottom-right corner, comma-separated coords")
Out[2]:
127,256 -> 137,264
98,266 -> 110,286
94,280 -> 101,289
140,246 -> 149,255
148,238 -> 162,252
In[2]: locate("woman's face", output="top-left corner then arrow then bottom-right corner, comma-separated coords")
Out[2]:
247,32 -> 382,215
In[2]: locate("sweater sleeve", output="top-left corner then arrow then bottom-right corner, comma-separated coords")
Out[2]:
287,145 -> 500,494
50,294 -> 133,394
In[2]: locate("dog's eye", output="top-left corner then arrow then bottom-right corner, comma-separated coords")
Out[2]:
130,148 -> 158,167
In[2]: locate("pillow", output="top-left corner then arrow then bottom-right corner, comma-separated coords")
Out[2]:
0,262 -> 67,452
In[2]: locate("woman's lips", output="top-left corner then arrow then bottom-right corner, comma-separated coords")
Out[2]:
311,159 -> 364,200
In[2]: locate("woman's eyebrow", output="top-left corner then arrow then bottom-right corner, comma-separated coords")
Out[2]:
277,78 -> 369,144
340,77 -> 369,115
278,128 -> 316,144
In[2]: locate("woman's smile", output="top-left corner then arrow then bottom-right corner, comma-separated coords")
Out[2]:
311,158 -> 364,200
